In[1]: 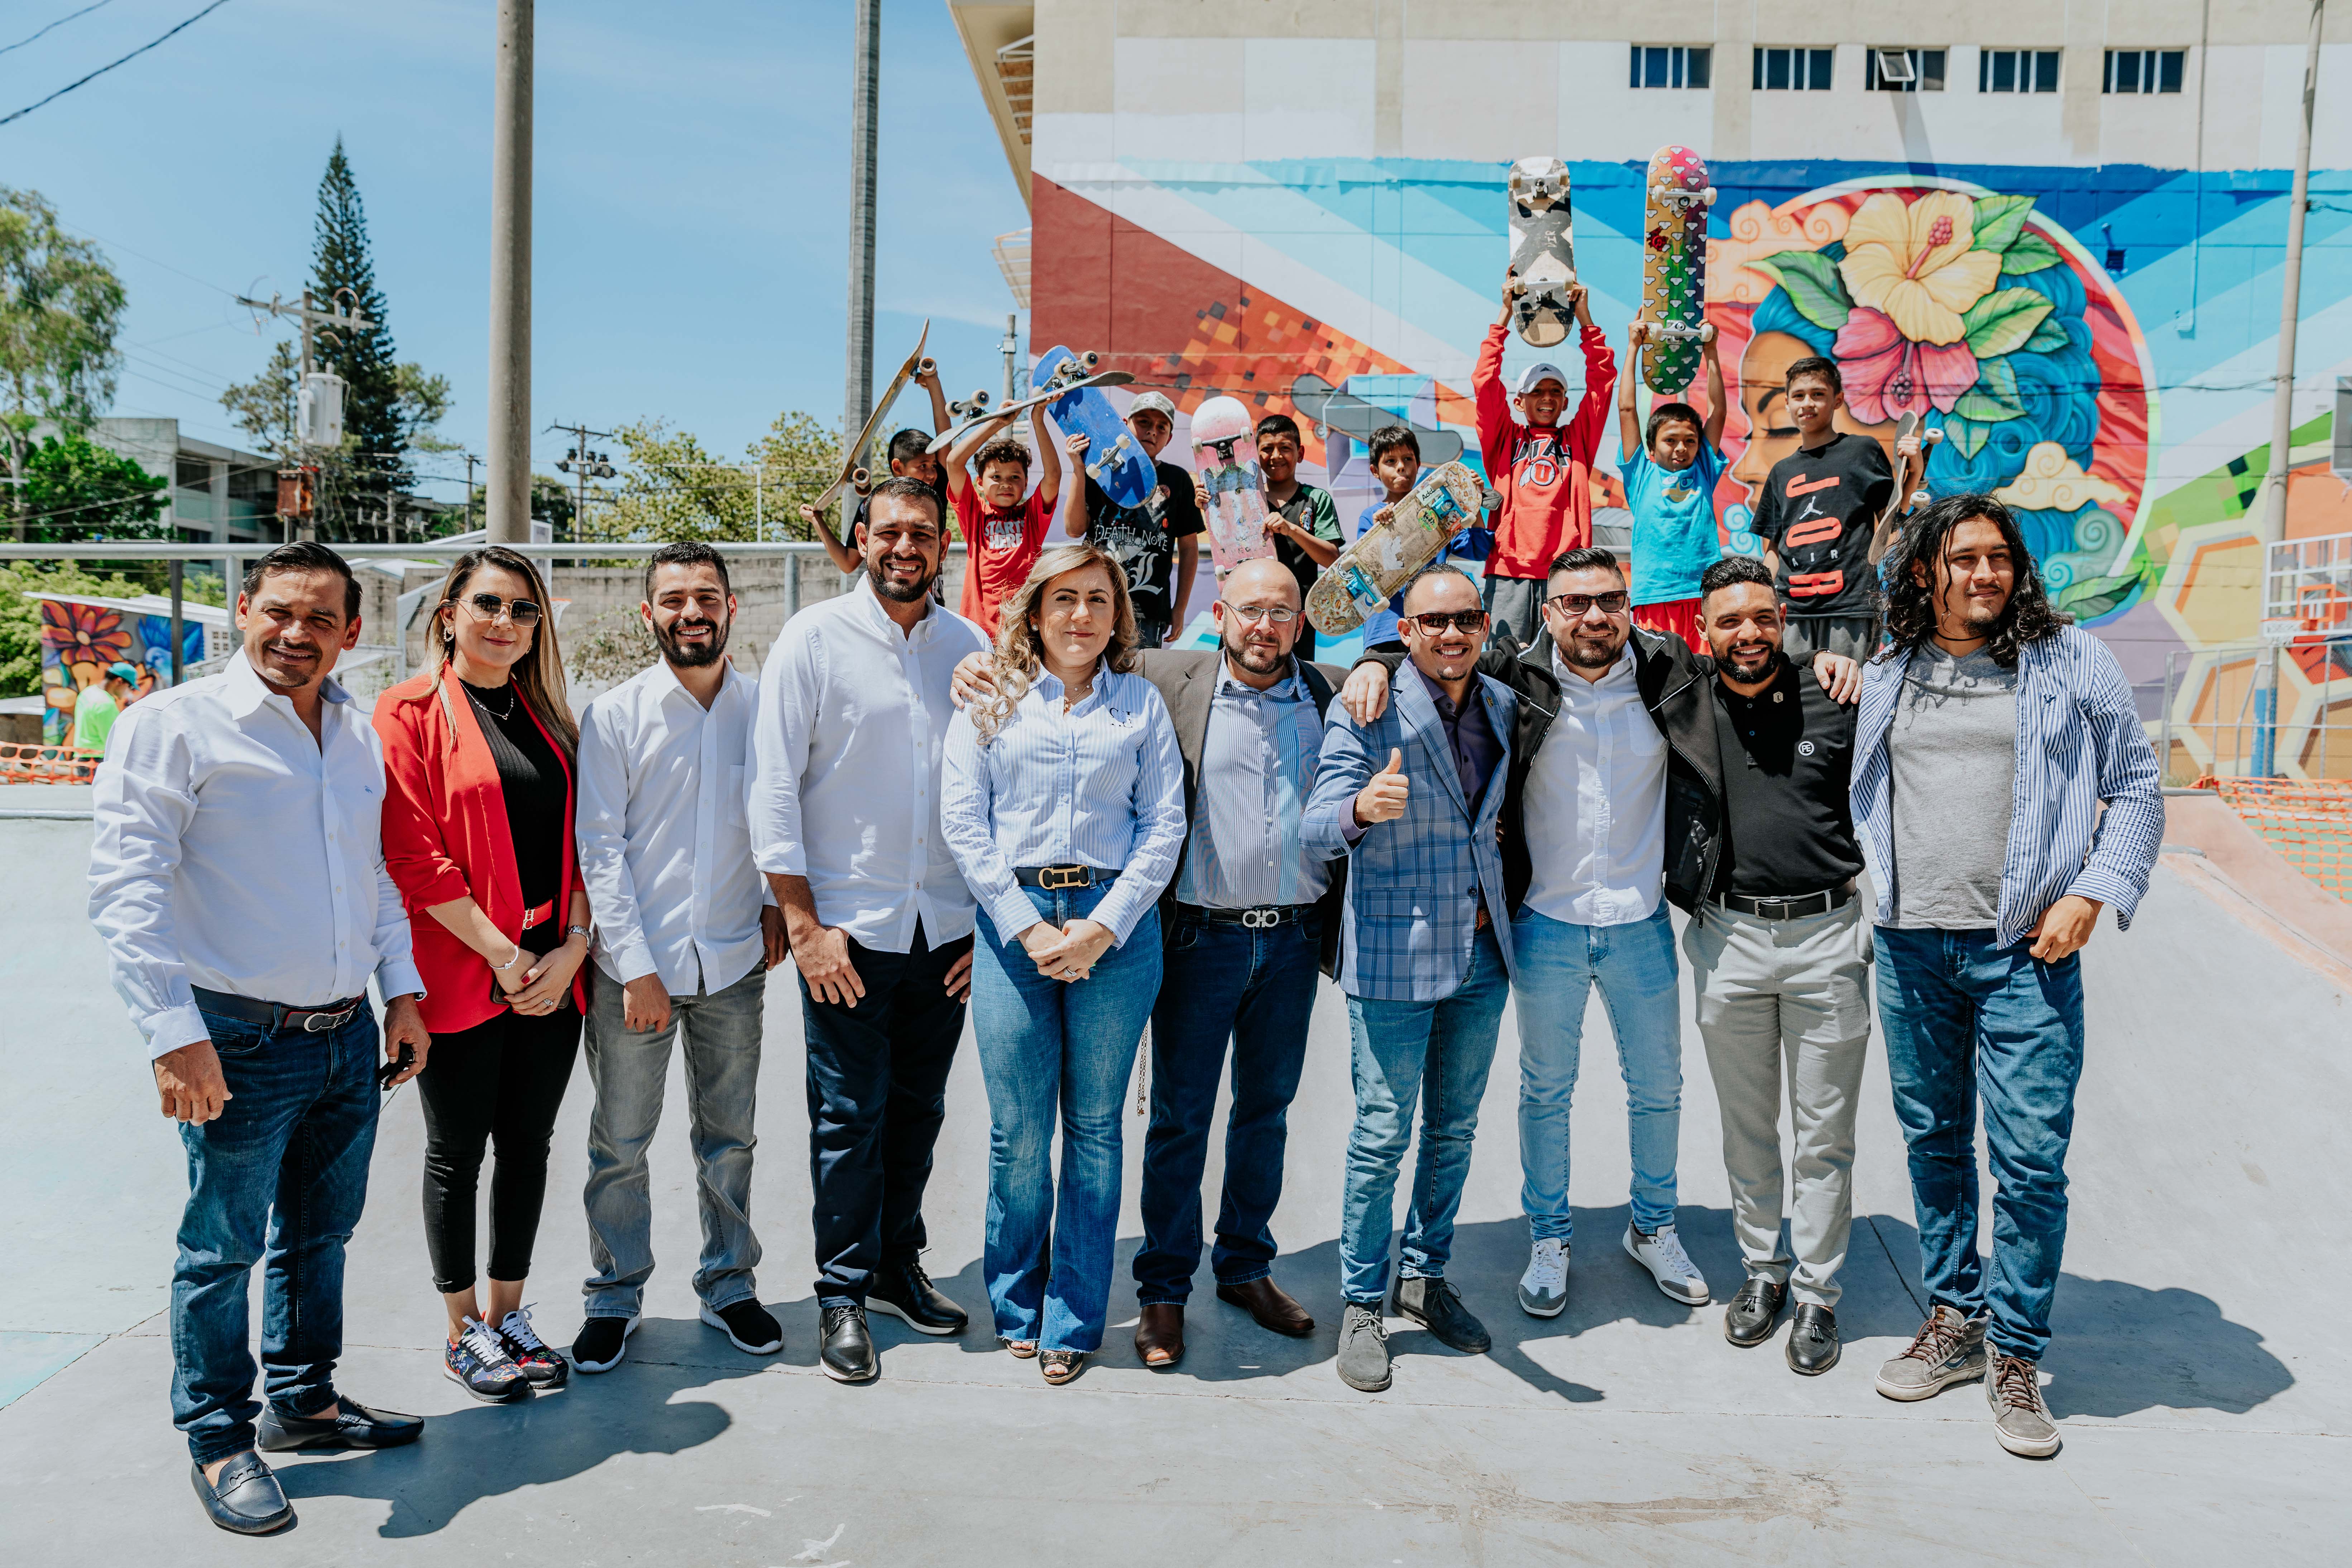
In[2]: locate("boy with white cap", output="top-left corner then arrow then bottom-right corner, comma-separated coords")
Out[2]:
1063,390 -> 1206,649
1474,273 -> 1616,648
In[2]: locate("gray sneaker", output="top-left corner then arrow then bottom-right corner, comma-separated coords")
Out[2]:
1517,1238 -> 1568,1318
1985,1352 -> 2061,1457
1336,1303 -> 1391,1392
1874,1304 -> 1988,1401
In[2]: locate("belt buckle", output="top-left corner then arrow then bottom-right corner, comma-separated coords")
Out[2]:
1040,865 -> 1088,891
1241,907 -> 1277,929
301,1005 -> 348,1034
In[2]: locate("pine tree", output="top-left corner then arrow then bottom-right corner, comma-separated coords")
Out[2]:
309,138 -> 407,526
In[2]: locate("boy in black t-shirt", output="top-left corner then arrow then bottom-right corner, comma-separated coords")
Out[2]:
1062,390 -> 1207,648
1747,356 -> 1898,663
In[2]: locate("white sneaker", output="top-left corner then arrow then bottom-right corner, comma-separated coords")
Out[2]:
1517,1238 -> 1568,1318
1622,1223 -> 1710,1305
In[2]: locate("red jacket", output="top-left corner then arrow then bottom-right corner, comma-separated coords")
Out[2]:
373,667 -> 586,1035
1474,320 -> 1616,580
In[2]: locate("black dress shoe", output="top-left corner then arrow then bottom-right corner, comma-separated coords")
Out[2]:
868,1259 -> 969,1336
819,1303 -> 878,1383
191,1453 -> 294,1535
1723,1276 -> 1788,1347
258,1398 -> 424,1452
1392,1276 -> 1490,1354
1787,1304 -> 1840,1375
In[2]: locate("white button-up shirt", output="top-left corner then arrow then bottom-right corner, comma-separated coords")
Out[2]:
88,651 -> 425,1059
1521,642 -> 1668,926
576,657 -> 770,994
749,578 -> 992,953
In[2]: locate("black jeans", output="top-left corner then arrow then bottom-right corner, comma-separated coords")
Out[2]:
800,921 -> 972,1308
416,1002 -> 582,1293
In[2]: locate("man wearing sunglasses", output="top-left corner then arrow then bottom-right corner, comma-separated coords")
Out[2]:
1339,549 -> 1860,1324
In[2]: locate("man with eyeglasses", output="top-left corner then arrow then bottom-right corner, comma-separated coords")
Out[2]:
1340,549 -> 1860,1324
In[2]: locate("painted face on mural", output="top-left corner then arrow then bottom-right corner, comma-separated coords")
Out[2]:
1729,330 -> 1896,493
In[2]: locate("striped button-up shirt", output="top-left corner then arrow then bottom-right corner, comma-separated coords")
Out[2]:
1174,663 -> 1330,909
1852,625 -> 2163,948
941,661 -> 1188,946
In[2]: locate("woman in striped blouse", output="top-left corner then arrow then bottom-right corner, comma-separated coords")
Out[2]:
941,543 -> 1186,1384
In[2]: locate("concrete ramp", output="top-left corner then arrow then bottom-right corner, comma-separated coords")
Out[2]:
0,790 -> 2343,1564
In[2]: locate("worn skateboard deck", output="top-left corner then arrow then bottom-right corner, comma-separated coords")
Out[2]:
1638,145 -> 1716,395
923,360 -> 1135,456
1034,345 -> 1156,509
1306,460 -> 1485,636
1189,394 -> 1272,578
815,320 -> 931,512
1290,374 -> 1465,466
1507,158 -> 1577,348
1868,410 -> 1945,563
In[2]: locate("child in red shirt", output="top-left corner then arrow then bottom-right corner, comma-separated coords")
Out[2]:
944,401 -> 1063,634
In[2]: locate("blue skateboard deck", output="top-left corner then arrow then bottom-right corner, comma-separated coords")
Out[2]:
1036,345 -> 1156,510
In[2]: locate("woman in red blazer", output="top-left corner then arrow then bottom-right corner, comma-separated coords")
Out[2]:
375,545 -> 589,1404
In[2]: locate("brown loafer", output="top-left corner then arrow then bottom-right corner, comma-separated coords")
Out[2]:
1216,1277 -> 1315,1337
1135,1303 -> 1185,1367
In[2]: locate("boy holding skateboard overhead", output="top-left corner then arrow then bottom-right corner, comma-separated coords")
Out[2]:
942,402 -> 1063,634
1616,324 -> 1727,655
1747,358 -> 1894,662
805,363 -> 953,577
1476,273 -> 1616,648
1356,425 -> 1493,652
1256,412 -> 1343,656
1061,390 -> 1206,649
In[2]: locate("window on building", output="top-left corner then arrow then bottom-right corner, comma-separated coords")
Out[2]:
2104,49 -> 2185,94
1980,48 -> 2061,93
1754,47 -> 1835,91
1866,48 -> 1946,91
1628,45 -> 1712,90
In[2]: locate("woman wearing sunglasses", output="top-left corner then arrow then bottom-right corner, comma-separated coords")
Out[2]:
375,546 -> 589,1403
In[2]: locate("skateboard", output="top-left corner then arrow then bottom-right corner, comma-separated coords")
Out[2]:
814,320 -> 931,513
1506,158 -> 1577,348
1637,145 -> 1717,395
1036,345 -> 1157,509
1306,460 -> 1485,636
923,357 -> 1135,456
1289,374 -> 1464,466
1189,394 -> 1273,578
1867,411 -> 1945,564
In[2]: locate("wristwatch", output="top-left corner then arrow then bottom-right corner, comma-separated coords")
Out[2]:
566,924 -> 593,942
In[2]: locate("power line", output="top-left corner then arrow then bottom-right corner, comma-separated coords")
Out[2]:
0,0 -> 118,58
0,0 -> 235,130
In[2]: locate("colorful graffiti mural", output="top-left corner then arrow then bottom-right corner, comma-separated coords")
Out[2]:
34,593 -> 215,745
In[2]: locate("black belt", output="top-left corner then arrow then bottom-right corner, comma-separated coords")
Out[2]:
1714,882 -> 1857,921
1015,864 -> 1118,890
191,985 -> 369,1034
1178,902 -> 1316,930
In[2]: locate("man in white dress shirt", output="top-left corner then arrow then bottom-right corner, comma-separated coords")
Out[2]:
571,542 -> 786,1373
88,542 -> 433,1536
750,477 -> 991,1382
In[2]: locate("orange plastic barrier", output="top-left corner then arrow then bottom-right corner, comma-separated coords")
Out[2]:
2198,776 -> 2352,903
0,742 -> 97,785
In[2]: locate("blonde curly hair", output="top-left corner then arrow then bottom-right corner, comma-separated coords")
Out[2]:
969,543 -> 1140,744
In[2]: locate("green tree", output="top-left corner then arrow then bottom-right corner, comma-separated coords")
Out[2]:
20,432 -> 167,541
0,187 -> 127,538
586,411 -> 841,545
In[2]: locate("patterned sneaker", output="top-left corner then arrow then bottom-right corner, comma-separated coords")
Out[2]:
1621,1223 -> 1709,1304
445,1317 -> 528,1403
1985,1352 -> 2061,1457
1874,1305 -> 1988,1401
497,1306 -> 570,1390
1517,1238 -> 1568,1318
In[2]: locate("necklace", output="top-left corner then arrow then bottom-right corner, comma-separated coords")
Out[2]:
468,680 -> 518,721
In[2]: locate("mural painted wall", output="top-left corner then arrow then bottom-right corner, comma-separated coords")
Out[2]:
1032,157 -> 2352,781
35,594 -> 216,745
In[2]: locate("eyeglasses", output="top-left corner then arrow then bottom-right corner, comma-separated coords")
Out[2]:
454,591 -> 543,626
1406,609 -> 1489,634
1546,591 -> 1630,616
1223,603 -> 1298,624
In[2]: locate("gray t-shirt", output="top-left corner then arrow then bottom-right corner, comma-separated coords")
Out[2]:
1888,645 -> 2018,930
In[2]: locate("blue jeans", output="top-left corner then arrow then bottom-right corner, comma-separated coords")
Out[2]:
1510,903 -> 1684,1241
1874,927 -> 2086,1363
970,884 -> 1160,1353
1134,909 -> 1322,1306
1339,927 -> 1510,1304
582,958 -> 769,1318
171,1005 -> 381,1465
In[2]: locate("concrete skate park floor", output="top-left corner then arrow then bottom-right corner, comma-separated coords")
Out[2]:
2,789 -> 2343,1565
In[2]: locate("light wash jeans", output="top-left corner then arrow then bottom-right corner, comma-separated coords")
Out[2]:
580,959 -> 768,1319
1338,928 -> 1511,1304
1510,902 -> 1684,1242
970,883 -> 1160,1353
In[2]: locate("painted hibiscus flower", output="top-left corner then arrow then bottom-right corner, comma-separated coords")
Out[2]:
1833,307 -> 1979,424
39,599 -> 131,666
1836,190 -> 2001,345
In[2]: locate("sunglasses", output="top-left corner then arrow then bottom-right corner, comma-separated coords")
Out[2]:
1546,591 -> 1631,616
454,591 -> 543,626
1406,609 -> 1489,634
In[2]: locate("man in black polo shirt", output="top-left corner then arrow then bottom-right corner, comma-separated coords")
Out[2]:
1680,554 -> 1868,1378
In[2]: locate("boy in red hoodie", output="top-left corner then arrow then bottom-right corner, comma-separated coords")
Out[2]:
1475,272 -> 1616,648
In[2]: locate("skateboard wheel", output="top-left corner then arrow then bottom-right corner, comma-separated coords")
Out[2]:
917,358 -> 937,377
1079,351 -> 1100,370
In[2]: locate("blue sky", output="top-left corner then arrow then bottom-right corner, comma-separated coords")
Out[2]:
2,0 -> 1029,505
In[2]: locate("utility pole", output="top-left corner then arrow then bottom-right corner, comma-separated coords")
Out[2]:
550,423 -> 614,541
843,0 -> 881,473
487,0 -> 534,545
2253,0 -> 2324,778
464,451 -> 480,533
236,289 -> 372,542
1001,312 -> 1019,406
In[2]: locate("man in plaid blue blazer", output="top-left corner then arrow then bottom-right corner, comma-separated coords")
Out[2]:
1303,564 -> 1518,1394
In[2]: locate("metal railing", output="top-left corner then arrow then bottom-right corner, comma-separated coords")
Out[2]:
2160,634 -> 2352,784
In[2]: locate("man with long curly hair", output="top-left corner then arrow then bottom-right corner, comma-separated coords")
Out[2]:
1853,495 -> 2162,1460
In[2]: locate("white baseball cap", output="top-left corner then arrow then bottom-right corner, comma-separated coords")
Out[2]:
1515,363 -> 1568,395
1129,391 -> 1177,419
